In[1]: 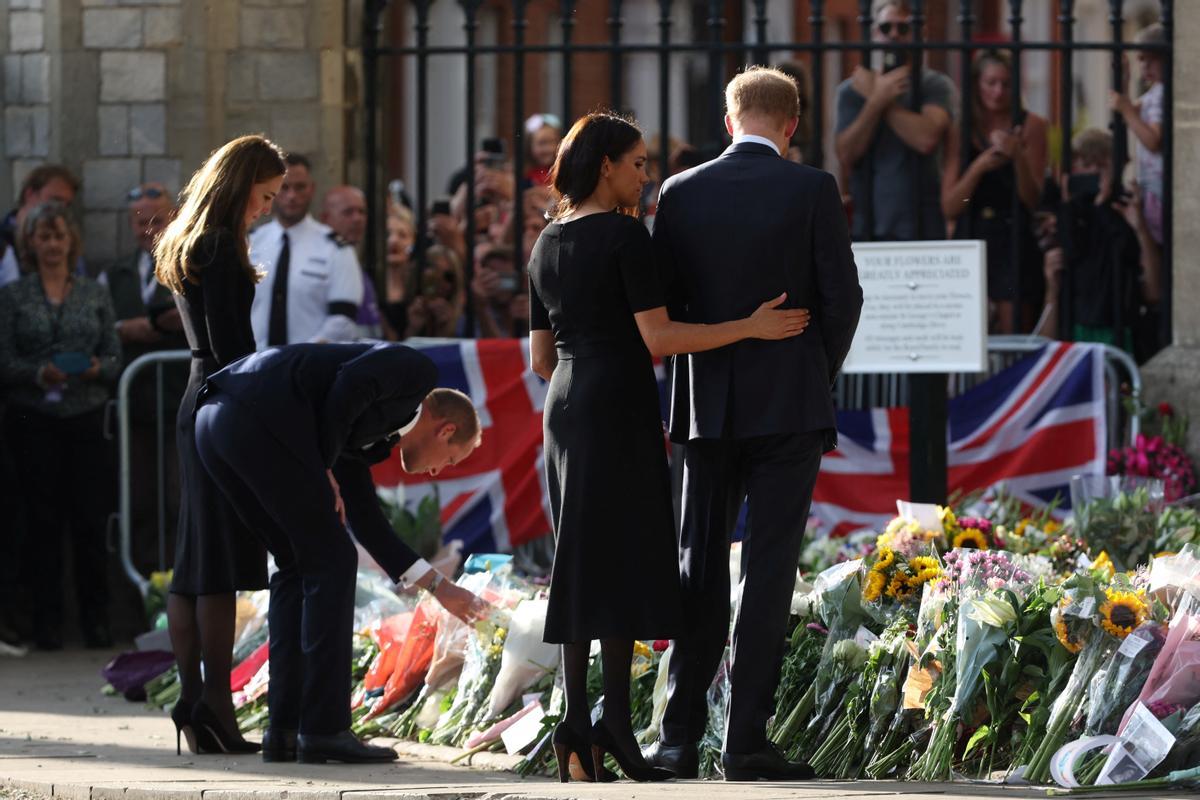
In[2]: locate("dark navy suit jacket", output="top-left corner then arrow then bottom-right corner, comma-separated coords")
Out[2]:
653,141 -> 863,450
206,341 -> 438,580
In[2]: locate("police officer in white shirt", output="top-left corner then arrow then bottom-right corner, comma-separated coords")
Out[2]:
249,153 -> 363,349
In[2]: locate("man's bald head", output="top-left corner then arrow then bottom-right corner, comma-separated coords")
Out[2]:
321,185 -> 367,245
128,182 -> 174,255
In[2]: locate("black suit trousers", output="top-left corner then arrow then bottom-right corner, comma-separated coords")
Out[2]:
194,393 -> 357,735
661,430 -> 823,754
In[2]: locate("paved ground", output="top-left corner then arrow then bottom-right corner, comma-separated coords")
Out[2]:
0,649 -> 1166,799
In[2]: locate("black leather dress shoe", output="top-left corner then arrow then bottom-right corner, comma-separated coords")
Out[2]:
262,728 -> 298,762
297,730 -> 398,764
722,744 -> 815,781
641,740 -> 699,779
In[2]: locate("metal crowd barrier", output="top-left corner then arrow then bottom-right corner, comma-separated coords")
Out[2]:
116,339 -> 1140,595
115,349 -> 190,597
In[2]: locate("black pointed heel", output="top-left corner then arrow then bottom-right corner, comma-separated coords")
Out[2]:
591,718 -> 674,782
190,700 -> 261,754
170,700 -> 196,755
551,722 -> 621,782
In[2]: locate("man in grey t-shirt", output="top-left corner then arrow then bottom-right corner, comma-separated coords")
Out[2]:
835,0 -> 955,241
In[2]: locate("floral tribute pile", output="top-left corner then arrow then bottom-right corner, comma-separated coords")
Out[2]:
131,412 -> 1200,790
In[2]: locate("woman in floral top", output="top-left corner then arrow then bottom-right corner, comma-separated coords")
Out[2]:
0,201 -> 121,650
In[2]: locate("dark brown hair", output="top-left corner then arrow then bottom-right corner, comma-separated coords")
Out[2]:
18,165 -> 80,207
154,135 -> 286,293
971,50 -> 1025,143
547,112 -> 643,220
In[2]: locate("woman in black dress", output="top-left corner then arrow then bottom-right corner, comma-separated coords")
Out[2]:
942,50 -> 1048,333
154,135 -> 286,754
527,113 -> 810,782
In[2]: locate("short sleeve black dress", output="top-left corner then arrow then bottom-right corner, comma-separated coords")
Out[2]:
528,212 -> 684,644
169,229 -> 268,595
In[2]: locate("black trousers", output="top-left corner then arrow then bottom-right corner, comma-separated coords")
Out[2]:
194,394 -> 356,735
660,431 -> 823,754
4,405 -> 114,637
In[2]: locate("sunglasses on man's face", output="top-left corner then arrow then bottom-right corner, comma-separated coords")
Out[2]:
878,21 -> 912,36
127,186 -> 165,202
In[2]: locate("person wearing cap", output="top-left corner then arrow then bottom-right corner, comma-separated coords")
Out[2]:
249,154 -> 364,349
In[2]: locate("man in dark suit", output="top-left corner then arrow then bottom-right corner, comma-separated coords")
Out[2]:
194,342 -> 488,764
644,66 -> 863,781
106,182 -> 188,578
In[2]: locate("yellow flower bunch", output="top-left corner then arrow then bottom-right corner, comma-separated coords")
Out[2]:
863,569 -> 887,603
875,547 -> 896,570
1092,551 -> 1115,579
149,570 -> 173,592
1053,613 -> 1084,654
938,505 -> 959,533
1099,589 -> 1149,639
886,572 -> 916,601
907,555 -> 940,587
633,640 -> 654,659
1044,519 -> 1062,535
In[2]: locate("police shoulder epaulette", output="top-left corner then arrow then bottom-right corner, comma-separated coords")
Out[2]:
327,231 -> 351,248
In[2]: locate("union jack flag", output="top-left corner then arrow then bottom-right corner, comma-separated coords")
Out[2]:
371,338 -> 553,553
372,339 -> 1107,553
813,341 -> 1108,537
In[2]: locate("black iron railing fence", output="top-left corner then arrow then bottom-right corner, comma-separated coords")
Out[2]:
361,0 -> 1172,343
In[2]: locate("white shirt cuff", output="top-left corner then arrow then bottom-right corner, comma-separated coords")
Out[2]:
399,559 -> 433,586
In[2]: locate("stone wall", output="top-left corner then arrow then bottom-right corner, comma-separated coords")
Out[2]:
0,0 -> 355,265
1140,2 -> 1200,458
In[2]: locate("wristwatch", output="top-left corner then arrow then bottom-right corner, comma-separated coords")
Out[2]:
426,571 -> 445,595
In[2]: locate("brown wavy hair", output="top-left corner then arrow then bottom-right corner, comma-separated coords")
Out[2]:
154,135 -> 286,293
547,112 -> 643,221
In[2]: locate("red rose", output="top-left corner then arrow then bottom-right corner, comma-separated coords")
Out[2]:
1159,402 -> 1175,417
652,639 -> 670,652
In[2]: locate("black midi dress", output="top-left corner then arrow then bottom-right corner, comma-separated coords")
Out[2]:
169,228 -> 268,595
528,212 -> 684,644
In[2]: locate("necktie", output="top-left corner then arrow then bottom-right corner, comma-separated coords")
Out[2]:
267,231 -> 290,346
142,253 -> 157,304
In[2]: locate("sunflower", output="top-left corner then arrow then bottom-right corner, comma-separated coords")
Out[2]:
1092,551 -> 1115,578
1099,590 -> 1149,639
874,547 -> 896,571
887,572 -> 916,601
1053,615 -> 1084,654
952,527 -> 989,550
863,570 -> 887,603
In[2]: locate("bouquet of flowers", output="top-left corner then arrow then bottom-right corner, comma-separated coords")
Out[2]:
911,550 -> 1032,780
1108,401 -> 1196,502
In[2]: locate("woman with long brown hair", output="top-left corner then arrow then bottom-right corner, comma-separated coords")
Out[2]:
942,49 -> 1049,333
527,112 -> 810,782
155,135 -> 286,756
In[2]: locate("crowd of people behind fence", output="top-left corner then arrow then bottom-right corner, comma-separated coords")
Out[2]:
0,0 -> 1168,652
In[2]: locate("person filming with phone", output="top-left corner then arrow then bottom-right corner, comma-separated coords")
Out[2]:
835,0 -> 955,241
1048,128 -> 1161,361
0,201 -> 122,650
470,245 -> 528,339
405,244 -> 465,339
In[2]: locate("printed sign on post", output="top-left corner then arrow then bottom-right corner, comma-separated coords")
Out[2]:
842,240 -> 987,374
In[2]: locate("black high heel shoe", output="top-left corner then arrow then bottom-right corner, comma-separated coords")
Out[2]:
550,722 -> 619,782
552,722 -> 593,783
591,718 -> 674,782
190,700 -> 262,754
171,700 -> 195,755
